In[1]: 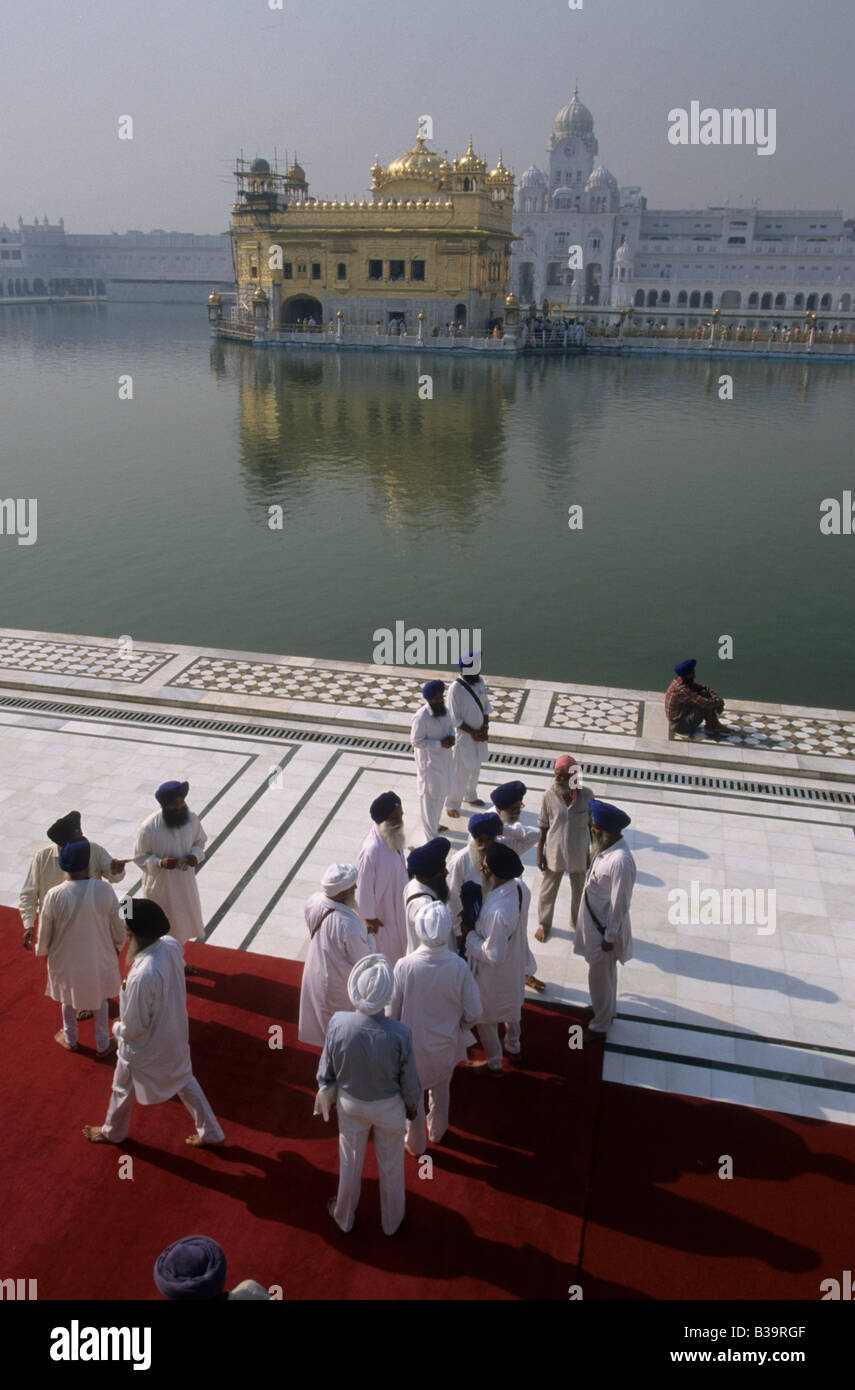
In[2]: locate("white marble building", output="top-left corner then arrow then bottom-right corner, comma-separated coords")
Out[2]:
511,87 -> 855,324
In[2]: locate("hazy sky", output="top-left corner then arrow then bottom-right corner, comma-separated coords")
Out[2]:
2,0 -> 852,233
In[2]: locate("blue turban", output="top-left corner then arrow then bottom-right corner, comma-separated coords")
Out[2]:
153,1236 -> 227,1301
422,679 -> 445,701
156,780 -> 189,807
370,791 -> 401,824
59,837 -> 90,873
490,780 -> 526,811
468,812 -> 503,840
407,836 -> 451,878
589,799 -> 631,834
460,880 -> 483,928
674,659 -> 697,679
483,841 -> 523,881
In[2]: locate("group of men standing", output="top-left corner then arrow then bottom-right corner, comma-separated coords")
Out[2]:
409,657 -> 491,841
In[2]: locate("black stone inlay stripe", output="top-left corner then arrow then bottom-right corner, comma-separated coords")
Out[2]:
0,694 -> 852,806
606,1044 -> 855,1095
238,765 -> 367,951
204,749 -> 345,941
617,1011 -> 855,1059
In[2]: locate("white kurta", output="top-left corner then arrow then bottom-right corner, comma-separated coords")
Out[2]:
574,838 -> 636,964
388,946 -> 482,1088
113,935 -> 195,1104
410,705 -> 456,839
36,879 -> 124,1010
447,677 -> 491,806
19,842 -> 121,931
356,824 -> 408,965
465,877 -> 531,1025
446,841 -> 487,935
298,892 -> 370,1047
404,879 -> 457,954
133,811 -> 207,945
499,820 -> 541,857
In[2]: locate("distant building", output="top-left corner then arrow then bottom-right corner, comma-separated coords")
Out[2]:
0,217 -> 232,302
228,136 -> 515,333
512,86 -> 855,323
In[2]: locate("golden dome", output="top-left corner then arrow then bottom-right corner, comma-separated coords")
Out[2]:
456,136 -> 485,172
505,291 -> 519,307
490,151 -> 510,179
286,158 -> 305,181
386,133 -> 443,177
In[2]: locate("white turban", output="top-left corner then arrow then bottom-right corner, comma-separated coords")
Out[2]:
347,953 -> 394,1015
322,862 -> 358,894
415,900 -> 452,949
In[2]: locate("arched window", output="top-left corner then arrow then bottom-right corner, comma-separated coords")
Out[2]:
702,291 -> 713,308
634,289 -> 645,307
820,293 -> 831,309
689,290 -> 701,308
774,293 -> 786,308
840,293 -> 851,311
748,292 -> 758,307
806,293 -> 818,310
660,290 -> 671,305
677,290 -> 687,306
647,290 -> 658,307
336,262 -> 346,280
793,293 -> 804,308
758,292 -> 771,309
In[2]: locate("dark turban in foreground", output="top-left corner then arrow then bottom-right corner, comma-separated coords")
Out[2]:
407,837 -> 451,878
154,1236 -> 227,1301
156,780 -> 189,807
47,811 -> 82,847
59,838 -> 90,873
126,897 -> 171,939
674,659 -> 697,679
422,679 -> 445,701
483,841 -> 523,881
370,791 -> 401,824
589,799 -> 631,834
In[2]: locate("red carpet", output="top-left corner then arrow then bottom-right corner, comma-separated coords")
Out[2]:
3,904 -> 854,1300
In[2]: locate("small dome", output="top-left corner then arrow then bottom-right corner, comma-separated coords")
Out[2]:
250,157 -> 270,174
519,164 -> 547,190
387,133 -> 443,177
287,160 -> 305,181
586,164 -> 617,191
457,136 -> 486,172
554,86 -> 594,139
489,151 -> 509,179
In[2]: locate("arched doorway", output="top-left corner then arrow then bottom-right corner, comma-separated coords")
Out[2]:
585,262 -> 602,305
281,295 -> 323,326
454,303 -> 467,326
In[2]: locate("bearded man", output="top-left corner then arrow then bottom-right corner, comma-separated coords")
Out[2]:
536,755 -> 594,940
446,811 -> 503,946
298,863 -> 371,1047
491,780 -> 540,857
465,842 -> 531,1075
410,680 -> 456,839
83,897 -> 224,1147
403,837 -> 453,953
355,792 -> 408,965
134,781 -> 206,973
575,800 -> 636,1043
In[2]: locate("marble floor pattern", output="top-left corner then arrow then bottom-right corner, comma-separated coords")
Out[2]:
3,687 -> 854,1130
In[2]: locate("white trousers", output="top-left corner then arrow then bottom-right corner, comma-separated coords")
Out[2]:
333,1091 -> 406,1236
416,762 -> 453,839
100,1056 -> 225,1144
476,1017 -> 520,1069
62,1001 -> 109,1052
448,734 -> 487,809
588,952 -> 618,1034
405,1076 -> 452,1154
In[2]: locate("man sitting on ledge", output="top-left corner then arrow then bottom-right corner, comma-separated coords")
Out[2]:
665,659 -> 733,739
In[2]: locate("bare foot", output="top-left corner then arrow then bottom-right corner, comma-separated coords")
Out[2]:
82,1125 -> 113,1143
76,1010 -> 93,1022
55,1030 -> 77,1052
186,1133 -> 225,1147
525,974 -> 546,993
445,809 -> 460,819
467,798 -> 486,807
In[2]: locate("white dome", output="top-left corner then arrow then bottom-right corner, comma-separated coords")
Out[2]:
554,89 -> 595,139
519,164 -> 547,190
586,164 -> 617,191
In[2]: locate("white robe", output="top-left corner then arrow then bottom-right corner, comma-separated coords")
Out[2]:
499,820 -> 541,857
298,893 -> 370,1047
36,879 -> 124,1010
410,705 -> 456,838
447,678 -> 491,805
388,946 -> 482,1089
356,824 -> 408,965
133,810 -> 207,946
574,839 -> 636,964
465,877 -> 531,1025
19,842 -> 121,931
113,935 -> 195,1103
446,841 -> 487,936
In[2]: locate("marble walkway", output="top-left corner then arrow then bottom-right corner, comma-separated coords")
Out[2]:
2,627 -> 854,1129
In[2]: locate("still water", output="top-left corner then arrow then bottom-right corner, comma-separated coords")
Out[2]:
1,302 -> 853,707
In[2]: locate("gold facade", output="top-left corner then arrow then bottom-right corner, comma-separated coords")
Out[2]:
229,134 -> 515,331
